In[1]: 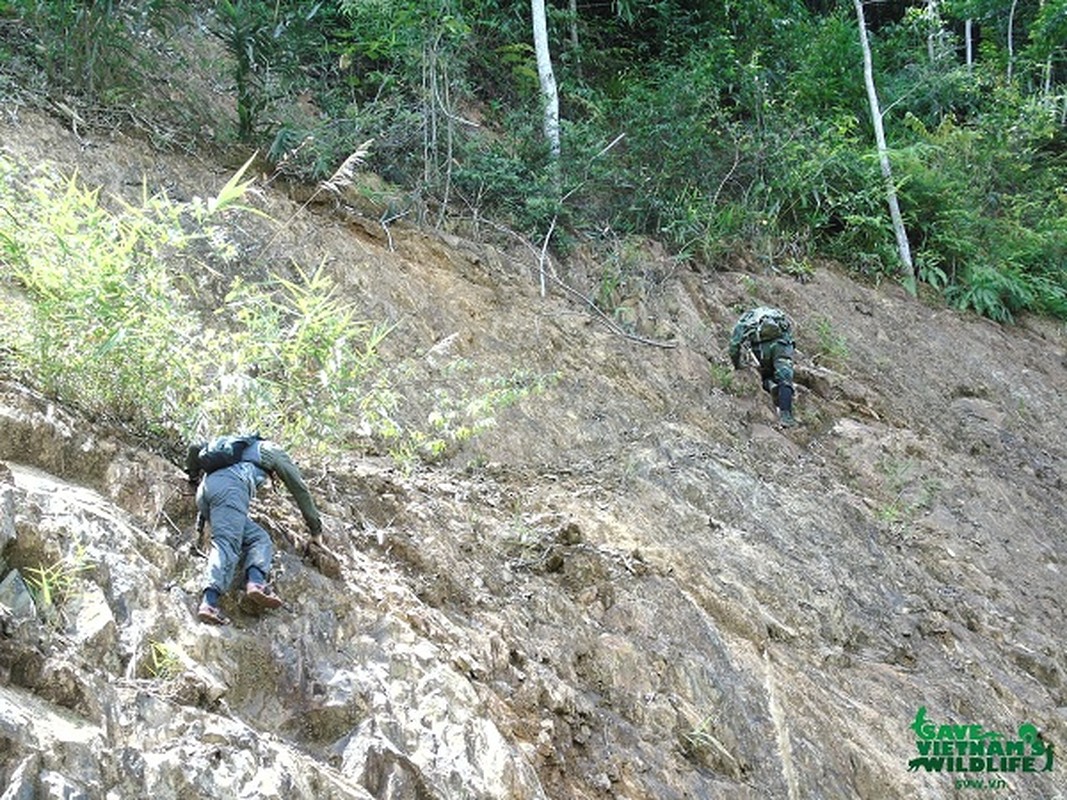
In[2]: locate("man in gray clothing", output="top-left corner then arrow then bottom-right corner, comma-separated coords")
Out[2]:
186,435 -> 322,625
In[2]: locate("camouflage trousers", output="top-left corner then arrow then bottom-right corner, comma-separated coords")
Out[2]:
751,338 -> 794,401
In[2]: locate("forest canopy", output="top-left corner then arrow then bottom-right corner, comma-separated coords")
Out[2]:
1,0 -> 1064,322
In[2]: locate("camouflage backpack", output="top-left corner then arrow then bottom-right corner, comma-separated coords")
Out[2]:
744,307 -> 791,343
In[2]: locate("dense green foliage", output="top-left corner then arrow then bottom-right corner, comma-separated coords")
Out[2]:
2,0 -> 1065,326
0,151 -> 553,463
0,152 -> 390,448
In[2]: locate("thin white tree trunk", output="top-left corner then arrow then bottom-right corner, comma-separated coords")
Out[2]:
853,0 -> 916,293
1040,0 -> 1053,96
965,18 -> 973,70
1007,0 -> 1019,81
569,0 -> 582,81
531,0 -> 561,162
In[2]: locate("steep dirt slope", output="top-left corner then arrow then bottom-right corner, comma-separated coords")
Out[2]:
1,109 -> 1065,799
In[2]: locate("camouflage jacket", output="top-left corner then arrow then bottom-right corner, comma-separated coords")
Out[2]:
728,306 -> 793,367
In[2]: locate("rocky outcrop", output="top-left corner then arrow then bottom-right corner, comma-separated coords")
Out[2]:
0,447 -> 543,798
2,322 -> 1066,799
0,110 -> 1064,800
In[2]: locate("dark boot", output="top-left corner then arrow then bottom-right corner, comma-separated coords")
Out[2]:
777,384 -> 797,427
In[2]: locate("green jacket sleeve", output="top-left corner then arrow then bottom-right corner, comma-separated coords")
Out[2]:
184,441 -> 206,532
258,441 -> 323,536
185,442 -> 205,484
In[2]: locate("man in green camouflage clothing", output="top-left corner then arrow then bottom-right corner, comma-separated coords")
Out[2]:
728,306 -> 797,427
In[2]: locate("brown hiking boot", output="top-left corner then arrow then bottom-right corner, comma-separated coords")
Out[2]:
245,582 -> 284,610
197,602 -> 230,626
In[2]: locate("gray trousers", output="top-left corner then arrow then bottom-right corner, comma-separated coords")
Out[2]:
197,468 -> 273,594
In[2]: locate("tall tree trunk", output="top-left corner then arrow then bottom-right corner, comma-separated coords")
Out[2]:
926,0 -> 940,62
965,18 -> 973,70
1039,0 -> 1053,96
853,0 -> 916,294
531,0 -> 561,164
569,0 -> 582,81
1007,0 -> 1019,81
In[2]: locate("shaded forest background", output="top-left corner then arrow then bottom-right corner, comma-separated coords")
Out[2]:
1,0 -> 1065,326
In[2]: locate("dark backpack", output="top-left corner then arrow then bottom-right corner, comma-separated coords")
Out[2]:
745,307 -> 791,343
197,434 -> 261,475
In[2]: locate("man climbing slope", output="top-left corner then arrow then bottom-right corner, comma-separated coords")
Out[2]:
728,306 -> 798,428
185,434 -> 323,625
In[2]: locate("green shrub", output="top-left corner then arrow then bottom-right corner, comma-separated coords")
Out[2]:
0,156 -> 205,428
0,152 -> 556,467
891,109 -> 1067,321
212,0 -> 339,141
443,106 -> 577,236
146,640 -> 183,680
208,263 -> 393,447
0,153 -> 391,448
783,10 -> 865,118
25,547 -> 93,626
8,0 -> 187,98
946,264 -> 1035,323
